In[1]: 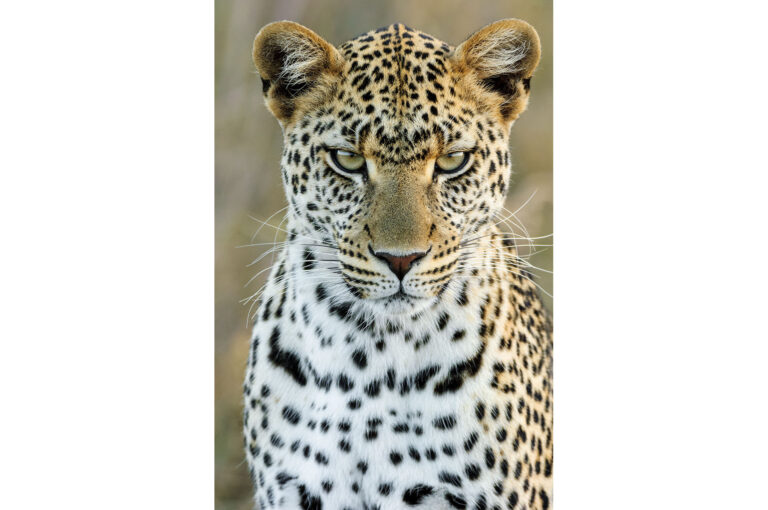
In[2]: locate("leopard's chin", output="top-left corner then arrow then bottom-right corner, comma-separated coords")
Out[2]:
367,291 -> 435,315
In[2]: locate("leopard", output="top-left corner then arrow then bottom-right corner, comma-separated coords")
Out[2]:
242,19 -> 552,510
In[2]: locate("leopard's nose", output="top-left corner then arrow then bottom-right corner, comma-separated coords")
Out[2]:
370,248 -> 427,280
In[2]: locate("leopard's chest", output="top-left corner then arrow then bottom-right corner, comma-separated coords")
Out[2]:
246,308 -> 500,503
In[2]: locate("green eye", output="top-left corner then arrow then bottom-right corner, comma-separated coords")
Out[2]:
435,152 -> 470,175
330,149 -> 366,173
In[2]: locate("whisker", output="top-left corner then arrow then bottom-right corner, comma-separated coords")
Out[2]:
247,214 -> 338,249
248,206 -> 289,243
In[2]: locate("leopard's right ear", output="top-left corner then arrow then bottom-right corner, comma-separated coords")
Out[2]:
253,21 -> 344,123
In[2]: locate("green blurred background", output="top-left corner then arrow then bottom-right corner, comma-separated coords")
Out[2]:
215,1 -> 552,508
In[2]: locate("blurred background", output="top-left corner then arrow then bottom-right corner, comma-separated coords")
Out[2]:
215,1 -> 551,508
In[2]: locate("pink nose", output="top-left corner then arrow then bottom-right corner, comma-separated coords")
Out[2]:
372,250 -> 427,280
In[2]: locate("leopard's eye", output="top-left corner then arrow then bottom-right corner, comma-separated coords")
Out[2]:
435,152 -> 470,175
330,149 -> 366,173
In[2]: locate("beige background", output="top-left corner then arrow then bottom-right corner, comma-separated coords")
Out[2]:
215,1 -> 552,507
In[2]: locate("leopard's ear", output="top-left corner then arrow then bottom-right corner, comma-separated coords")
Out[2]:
454,19 -> 541,122
253,21 -> 344,123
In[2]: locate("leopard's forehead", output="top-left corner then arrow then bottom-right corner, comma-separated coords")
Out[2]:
330,24 -> 477,162
340,24 -> 453,86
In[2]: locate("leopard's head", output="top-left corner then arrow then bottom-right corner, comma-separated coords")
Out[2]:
253,20 -> 540,314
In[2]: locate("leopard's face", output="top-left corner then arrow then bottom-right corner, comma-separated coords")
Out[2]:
254,21 -> 540,313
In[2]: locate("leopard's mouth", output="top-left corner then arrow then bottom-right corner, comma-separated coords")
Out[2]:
387,289 -> 417,301
369,288 -> 439,316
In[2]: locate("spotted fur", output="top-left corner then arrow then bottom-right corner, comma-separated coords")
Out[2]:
244,20 -> 552,510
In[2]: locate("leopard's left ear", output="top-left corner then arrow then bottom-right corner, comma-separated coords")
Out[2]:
454,19 -> 541,122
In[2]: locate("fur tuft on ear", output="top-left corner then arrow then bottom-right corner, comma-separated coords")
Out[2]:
454,19 -> 541,122
253,21 -> 343,123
